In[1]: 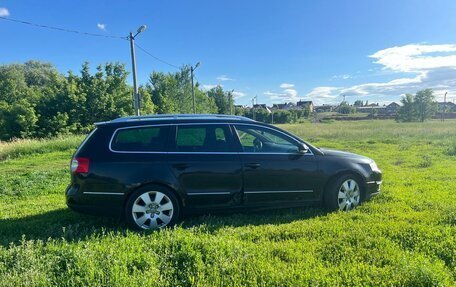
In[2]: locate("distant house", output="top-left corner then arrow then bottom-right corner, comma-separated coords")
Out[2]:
272,103 -> 286,110
438,102 -> 456,112
356,106 -> 373,113
384,102 -> 400,114
272,102 -> 296,110
253,104 -> 269,110
356,102 -> 400,115
297,100 -> 314,112
314,105 -> 335,113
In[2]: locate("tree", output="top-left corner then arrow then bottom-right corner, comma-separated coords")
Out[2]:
234,106 -> 246,116
396,94 -> 416,122
353,100 -> 364,107
0,99 -> 37,140
147,72 -> 179,114
396,89 -> 437,122
207,85 -> 233,114
338,101 -> 354,114
148,66 -> 217,115
273,110 -> 292,124
253,108 -> 270,122
414,89 -> 437,122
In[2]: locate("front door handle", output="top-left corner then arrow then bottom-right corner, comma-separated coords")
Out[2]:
172,163 -> 190,170
245,163 -> 261,169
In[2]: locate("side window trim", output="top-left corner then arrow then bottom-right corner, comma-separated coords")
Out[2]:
108,122 -> 313,155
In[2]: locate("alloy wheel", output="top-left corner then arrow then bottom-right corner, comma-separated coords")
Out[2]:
131,191 -> 174,230
337,179 -> 360,211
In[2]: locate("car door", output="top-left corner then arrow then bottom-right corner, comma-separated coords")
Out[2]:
168,123 -> 243,209
233,124 -> 319,207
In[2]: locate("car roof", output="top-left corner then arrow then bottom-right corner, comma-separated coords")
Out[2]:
95,114 -> 255,127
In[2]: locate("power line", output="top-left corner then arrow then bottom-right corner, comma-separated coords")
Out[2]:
134,43 -> 181,70
1,16 -> 189,78
0,16 -> 128,40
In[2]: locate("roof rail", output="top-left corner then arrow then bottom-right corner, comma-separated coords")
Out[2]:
102,114 -> 254,124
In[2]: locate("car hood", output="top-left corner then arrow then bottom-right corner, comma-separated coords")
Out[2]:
319,148 -> 371,162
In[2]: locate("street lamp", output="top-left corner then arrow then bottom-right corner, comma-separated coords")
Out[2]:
129,25 -> 147,116
190,62 -> 200,114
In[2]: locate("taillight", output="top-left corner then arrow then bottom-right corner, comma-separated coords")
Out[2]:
71,157 -> 90,173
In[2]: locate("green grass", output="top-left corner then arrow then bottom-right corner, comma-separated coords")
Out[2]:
0,135 -> 84,161
1,120 -> 456,286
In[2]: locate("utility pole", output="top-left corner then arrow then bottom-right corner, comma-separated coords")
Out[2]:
129,25 -> 147,116
190,62 -> 200,114
442,92 -> 447,122
229,89 -> 234,115
252,96 -> 257,120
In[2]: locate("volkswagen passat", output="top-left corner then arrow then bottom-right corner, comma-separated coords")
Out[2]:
66,114 -> 382,230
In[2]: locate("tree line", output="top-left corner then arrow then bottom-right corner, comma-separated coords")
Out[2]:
0,61 -> 314,141
0,61 -> 225,140
0,61 -> 439,141
0,61 -> 151,140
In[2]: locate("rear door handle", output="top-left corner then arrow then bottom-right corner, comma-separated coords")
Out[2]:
173,163 -> 190,170
245,163 -> 261,169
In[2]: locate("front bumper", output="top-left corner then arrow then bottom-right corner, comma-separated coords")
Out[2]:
365,180 -> 382,199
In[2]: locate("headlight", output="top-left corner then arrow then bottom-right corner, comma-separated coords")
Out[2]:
369,160 -> 380,172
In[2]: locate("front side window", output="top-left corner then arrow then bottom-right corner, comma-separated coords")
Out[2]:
111,126 -> 170,152
175,125 -> 233,152
234,125 -> 299,153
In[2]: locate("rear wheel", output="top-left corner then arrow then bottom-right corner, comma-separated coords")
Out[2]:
125,186 -> 180,230
324,175 -> 362,211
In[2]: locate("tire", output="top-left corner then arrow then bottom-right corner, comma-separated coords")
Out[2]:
324,174 -> 363,211
125,185 -> 180,230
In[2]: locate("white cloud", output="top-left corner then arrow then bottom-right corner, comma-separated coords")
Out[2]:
331,74 -> 351,80
0,7 -> 9,17
264,91 -> 285,97
216,75 -> 234,81
279,83 -> 294,88
283,88 -> 298,98
306,43 -> 456,104
232,91 -> 246,99
370,44 -> 456,73
201,84 -> 222,91
306,87 -> 341,99
96,23 -> 107,31
265,88 -> 300,103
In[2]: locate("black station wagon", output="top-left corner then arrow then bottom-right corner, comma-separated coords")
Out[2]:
66,114 -> 382,230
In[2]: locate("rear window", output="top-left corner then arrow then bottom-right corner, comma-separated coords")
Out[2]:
111,126 -> 170,152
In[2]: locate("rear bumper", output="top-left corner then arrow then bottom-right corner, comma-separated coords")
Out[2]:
66,184 -> 124,216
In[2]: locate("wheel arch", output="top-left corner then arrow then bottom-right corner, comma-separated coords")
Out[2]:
123,181 -> 184,213
322,170 -> 368,202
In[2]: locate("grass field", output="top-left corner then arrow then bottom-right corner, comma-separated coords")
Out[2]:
0,120 -> 455,286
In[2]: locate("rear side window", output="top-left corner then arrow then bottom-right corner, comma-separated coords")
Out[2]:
111,126 -> 170,152
175,125 -> 234,152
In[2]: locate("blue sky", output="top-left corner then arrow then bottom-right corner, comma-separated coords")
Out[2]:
1,0 -> 456,106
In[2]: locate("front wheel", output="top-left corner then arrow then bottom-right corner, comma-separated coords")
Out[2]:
324,175 -> 362,211
125,186 -> 180,230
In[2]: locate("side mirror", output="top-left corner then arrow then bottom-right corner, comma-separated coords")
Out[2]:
298,143 -> 309,154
